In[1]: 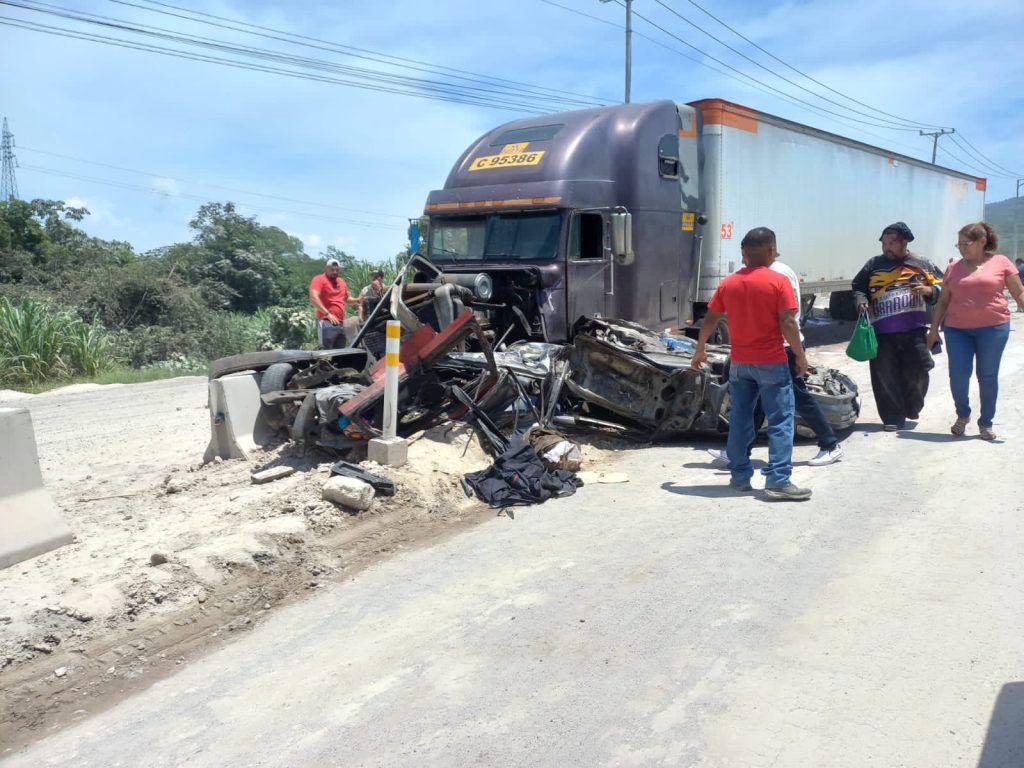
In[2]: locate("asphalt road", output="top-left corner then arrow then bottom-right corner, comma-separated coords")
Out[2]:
5,320 -> 1024,767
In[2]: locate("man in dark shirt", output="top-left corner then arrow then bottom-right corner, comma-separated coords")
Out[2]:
851,222 -> 942,431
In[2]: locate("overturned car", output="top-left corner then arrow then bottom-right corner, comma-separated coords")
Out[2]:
559,318 -> 859,440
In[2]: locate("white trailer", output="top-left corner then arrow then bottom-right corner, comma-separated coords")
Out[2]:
692,100 -> 986,319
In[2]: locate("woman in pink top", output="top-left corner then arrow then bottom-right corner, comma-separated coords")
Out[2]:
927,222 -> 1024,440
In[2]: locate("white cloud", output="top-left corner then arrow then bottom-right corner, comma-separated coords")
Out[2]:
63,195 -> 128,229
150,177 -> 181,197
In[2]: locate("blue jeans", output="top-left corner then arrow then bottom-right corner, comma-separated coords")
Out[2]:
787,347 -> 838,451
728,362 -> 795,488
943,323 -> 1010,428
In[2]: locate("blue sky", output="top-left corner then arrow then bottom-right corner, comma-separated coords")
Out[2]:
2,0 -> 1022,263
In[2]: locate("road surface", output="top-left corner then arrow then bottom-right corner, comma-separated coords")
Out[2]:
4,321 -> 1023,767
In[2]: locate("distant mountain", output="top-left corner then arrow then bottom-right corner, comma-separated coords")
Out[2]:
984,197 -> 1024,258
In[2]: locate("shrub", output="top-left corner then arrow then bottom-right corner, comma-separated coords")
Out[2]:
265,305 -> 314,349
0,296 -> 113,386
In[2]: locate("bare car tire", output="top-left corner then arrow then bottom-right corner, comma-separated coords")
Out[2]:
259,362 -> 296,430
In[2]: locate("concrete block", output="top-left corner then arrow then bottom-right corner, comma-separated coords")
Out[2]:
251,466 -> 295,485
203,373 -> 277,463
322,476 -> 375,511
0,407 -> 74,571
367,437 -> 408,468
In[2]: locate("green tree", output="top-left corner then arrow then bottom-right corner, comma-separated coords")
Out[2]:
185,202 -> 287,312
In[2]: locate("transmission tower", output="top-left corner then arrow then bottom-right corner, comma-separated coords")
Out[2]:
1,118 -> 18,201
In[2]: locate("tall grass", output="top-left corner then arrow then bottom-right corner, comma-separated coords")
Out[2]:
0,297 -> 114,387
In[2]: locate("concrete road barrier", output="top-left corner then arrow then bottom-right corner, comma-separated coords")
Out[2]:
0,407 -> 74,571
203,373 -> 277,462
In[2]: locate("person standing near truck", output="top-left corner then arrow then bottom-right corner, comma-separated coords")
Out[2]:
708,254 -> 844,467
692,227 -> 811,501
927,222 -> 1024,440
309,258 -> 360,349
358,270 -> 387,322
852,222 -> 943,431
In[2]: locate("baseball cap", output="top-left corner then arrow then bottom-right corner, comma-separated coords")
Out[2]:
325,258 -> 340,268
371,270 -> 384,278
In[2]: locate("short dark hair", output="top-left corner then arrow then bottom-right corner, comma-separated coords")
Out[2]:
740,227 -> 777,250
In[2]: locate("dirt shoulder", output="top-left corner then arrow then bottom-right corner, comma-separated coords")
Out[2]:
0,376 -> 628,754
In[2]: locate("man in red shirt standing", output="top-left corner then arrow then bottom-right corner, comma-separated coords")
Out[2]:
309,258 -> 360,349
691,227 -> 811,501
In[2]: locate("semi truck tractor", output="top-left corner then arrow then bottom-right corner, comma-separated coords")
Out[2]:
420,98 -> 985,342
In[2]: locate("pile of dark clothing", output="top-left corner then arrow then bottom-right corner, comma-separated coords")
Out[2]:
463,438 -> 582,510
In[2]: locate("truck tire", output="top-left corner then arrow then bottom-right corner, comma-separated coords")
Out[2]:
259,362 -> 296,430
828,290 -> 858,322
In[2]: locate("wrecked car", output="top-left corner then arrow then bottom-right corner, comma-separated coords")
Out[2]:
209,322 -> 858,460
558,318 -> 859,439
208,254 -> 859,454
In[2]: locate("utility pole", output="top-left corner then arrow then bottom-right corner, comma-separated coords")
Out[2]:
0,117 -> 17,201
1014,178 -> 1023,261
919,128 -> 954,165
599,0 -> 633,103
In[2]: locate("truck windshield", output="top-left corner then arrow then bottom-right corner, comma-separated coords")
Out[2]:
429,211 -> 561,261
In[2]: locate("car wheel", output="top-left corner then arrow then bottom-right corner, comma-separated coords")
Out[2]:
259,362 -> 296,430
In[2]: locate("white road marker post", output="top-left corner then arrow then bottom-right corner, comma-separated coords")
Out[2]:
368,320 -> 409,467
383,320 -> 401,440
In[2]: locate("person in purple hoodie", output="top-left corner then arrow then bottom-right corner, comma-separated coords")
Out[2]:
852,222 -> 943,431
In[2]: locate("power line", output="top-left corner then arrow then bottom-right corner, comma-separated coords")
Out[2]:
623,5 -> 926,132
541,0 -> 965,161
19,163 -> 408,231
647,0 -> 932,132
0,15 -> 545,114
0,3 -> 600,114
541,0 -> 933,155
120,0 -> 606,108
933,145 -> 991,178
18,146 -> 407,219
651,1 -> 1021,178
547,0 -> 1013,179
949,133 -> 1022,178
945,134 -> 1004,176
0,2 -> 576,112
675,0 -> 949,131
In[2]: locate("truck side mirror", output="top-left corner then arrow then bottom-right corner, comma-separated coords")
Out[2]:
610,212 -> 635,266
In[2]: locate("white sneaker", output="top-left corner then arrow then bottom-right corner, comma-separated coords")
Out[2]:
706,448 -> 728,466
808,445 -> 844,466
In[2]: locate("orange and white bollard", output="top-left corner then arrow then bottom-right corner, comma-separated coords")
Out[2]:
382,320 -> 401,440
367,320 -> 408,468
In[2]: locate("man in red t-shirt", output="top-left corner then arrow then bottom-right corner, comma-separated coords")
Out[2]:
691,227 -> 811,501
309,258 -> 361,349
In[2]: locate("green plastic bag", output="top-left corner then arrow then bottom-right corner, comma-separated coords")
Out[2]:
845,315 -> 878,361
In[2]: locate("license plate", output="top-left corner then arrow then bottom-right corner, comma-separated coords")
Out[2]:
468,150 -> 545,171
